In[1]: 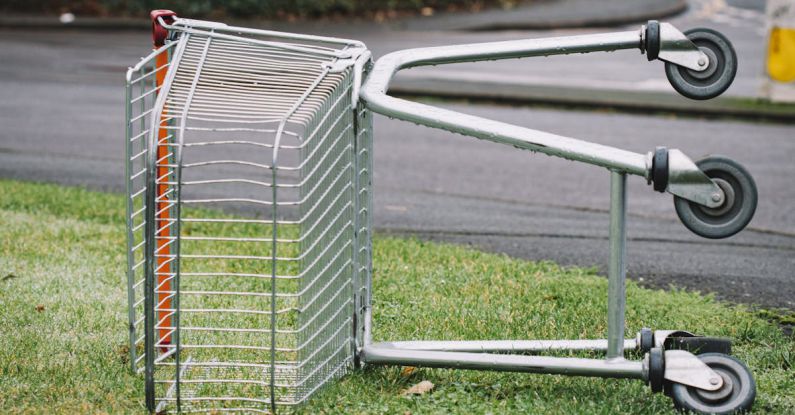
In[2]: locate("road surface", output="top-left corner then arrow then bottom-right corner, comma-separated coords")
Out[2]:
0,0 -> 792,311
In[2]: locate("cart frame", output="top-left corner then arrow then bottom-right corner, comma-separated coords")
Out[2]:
125,11 -> 757,413
355,20 -> 725,390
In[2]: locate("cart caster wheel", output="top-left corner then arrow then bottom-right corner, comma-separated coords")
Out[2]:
665,28 -> 737,100
649,347 -> 665,393
640,328 -> 654,353
674,156 -> 757,239
670,353 -> 756,414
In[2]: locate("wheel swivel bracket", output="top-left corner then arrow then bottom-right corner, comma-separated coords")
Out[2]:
642,21 -> 710,71
648,148 -> 724,208
663,350 -> 724,391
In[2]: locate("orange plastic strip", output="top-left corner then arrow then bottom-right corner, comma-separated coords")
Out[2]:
154,48 -> 172,347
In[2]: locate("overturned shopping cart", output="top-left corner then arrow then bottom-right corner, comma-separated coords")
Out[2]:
126,10 -> 758,414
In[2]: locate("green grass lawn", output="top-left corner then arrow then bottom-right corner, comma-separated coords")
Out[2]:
0,179 -> 793,414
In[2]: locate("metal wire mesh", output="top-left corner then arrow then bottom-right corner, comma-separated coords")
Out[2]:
126,40 -> 178,376
125,21 -> 371,413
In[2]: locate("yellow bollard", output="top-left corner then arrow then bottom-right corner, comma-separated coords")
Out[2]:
765,0 -> 795,102
767,27 -> 795,82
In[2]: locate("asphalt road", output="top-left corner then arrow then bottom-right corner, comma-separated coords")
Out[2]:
258,0 -> 768,98
0,1 -> 793,312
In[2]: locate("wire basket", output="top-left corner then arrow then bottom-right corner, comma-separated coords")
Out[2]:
125,15 -> 372,413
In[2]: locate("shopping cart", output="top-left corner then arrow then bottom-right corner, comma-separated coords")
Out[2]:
125,10 -> 758,414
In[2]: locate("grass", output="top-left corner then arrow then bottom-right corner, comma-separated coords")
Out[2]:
0,178 -> 793,414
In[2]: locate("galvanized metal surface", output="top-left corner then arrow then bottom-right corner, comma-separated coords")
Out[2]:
358,23 -> 719,207
126,40 -> 179,376
657,22 -> 711,71
126,17 -> 730,413
607,171 -> 628,360
355,21 -> 722,397
370,338 -> 638,353
666,149 -> 724,208
664,350 -> 723,391
360,30 -> 650,177
126,19 -> 369,413
361,347 -> 646,379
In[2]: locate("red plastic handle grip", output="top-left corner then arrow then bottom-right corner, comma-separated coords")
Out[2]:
150,9 -> 177,47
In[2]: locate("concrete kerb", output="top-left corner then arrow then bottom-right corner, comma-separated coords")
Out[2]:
390,76 -> 795,124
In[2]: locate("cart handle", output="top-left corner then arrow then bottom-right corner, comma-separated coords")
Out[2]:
151,10 -> 177,47
360,24 -> 700,180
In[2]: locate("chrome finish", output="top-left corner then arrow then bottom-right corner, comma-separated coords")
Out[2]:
127,21 -> 369,413
125,17 -> 738,412
125,40 -> 179,376
362,346 -> 645,379
371,339 -> 638,353
666,149 -> 724,208
351,50 -> 372,110
607,171 -> 628,360
360,30 -> 649,176
165,16 -> 365,49
664,350 -> 723,391
144,33 -> 189,412
657,22 -> 710,71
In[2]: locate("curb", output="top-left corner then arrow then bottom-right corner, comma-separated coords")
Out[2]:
403,0 -> 688,32
390,76 -> 795,123
0,15 -> 148,30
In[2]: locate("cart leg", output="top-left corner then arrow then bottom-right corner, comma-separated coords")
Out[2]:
362,347 -> 645,379
607,171 -> 628,360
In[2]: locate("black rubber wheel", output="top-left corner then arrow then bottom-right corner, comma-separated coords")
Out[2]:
646,20 -> 661,61
649,347 -> 665,393
670,353 -> 756,414
640,328 -> 654,353
652,147 -> 669,192
665,28 -> 737,100
674,156 -> 757,239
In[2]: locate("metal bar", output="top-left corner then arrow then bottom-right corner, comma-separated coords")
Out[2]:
352,99 -> 362,361
162,24 -> 347,59
268,159 -> 278,415
607,171 -> 628,359
180,408 -> 271,414
167,16 -> 364,49
144,31 -> 189,414
126,43 -> 176,82
155,357 -> 192,414
124,74 -> 139,374
266,57 -> 335,414
362,105 -> 374,349
172,32 -> 213,414
360,30 -> 650,177
361,346 -> 644,379
371,338 -> 638,353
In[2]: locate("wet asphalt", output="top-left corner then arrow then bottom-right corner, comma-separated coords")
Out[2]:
0,0 -> 793,313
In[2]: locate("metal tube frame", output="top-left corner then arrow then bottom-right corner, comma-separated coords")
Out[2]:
607,171 -> 628,360
359,23 -> 723,207
137,16 -> 371,412
356,24 -> 716,384
127,16 -> 734,408
144,32 -> 189,413
360,171 -> 645,382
